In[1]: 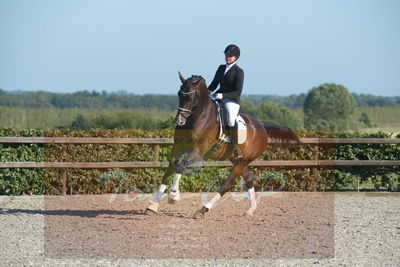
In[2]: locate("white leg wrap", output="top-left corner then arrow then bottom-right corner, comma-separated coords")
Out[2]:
168,189 -> 181,201
204,193 -> 221,210
153,184 -> 167,202
170,173 -> 182,192
168,173 -> 182,203
248,187 -> 257,210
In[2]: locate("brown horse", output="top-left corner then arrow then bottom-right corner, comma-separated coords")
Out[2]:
146,73 -> 299,219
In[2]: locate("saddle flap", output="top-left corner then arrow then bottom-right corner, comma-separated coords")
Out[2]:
214,99 -> 247,144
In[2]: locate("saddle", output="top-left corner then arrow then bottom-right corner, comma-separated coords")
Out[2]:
213,100 -> 247,144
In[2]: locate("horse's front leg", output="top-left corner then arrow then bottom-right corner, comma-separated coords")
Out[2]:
145,148 -> 202,214
168,150 -> 203,203
167,172 -> 182,204
146,167 -> 183,213
193,164 -> 245,219
145,164 -> 175,214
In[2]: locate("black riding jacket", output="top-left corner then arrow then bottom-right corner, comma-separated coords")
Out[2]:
208,64 -> 244,104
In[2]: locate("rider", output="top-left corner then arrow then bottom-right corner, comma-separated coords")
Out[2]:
208,44 -> 244,159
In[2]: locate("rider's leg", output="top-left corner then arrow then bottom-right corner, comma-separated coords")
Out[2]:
230,121 -> 242,158
224,101 -> 242,159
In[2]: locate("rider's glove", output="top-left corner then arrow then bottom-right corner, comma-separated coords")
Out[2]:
212,93 -> 223,100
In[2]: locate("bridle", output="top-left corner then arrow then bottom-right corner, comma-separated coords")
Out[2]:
177,81 -> 199,119
177,89 -> 198,119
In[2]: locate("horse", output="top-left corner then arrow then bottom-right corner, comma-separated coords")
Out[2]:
145,72 -> 299,219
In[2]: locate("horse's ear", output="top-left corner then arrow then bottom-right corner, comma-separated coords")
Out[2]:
178,71 -> 186,84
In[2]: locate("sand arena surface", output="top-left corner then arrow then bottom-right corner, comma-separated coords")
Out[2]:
0,192 -> 399,266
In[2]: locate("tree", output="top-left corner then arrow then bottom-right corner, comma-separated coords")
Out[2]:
70,114 -> 89,129
358,113 -> 372,127
69,112 -> 163,130
241,100 -> 303,129
258,101 -> 303,129
303,83 -> 356,130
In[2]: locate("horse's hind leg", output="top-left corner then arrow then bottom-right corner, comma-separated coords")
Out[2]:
242,169 -> 257,217
193,164 -> 245,219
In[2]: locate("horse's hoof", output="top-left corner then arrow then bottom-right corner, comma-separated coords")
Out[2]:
193,211 -> 204,220
243,209 -> 255,217
168,198 -> 178,204
168,190 -> 180,204
144,208 -> 157,215
193,207 -> 209,220
145,201 -> 159,214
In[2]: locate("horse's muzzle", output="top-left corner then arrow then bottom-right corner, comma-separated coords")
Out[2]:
176,113 -> 187,126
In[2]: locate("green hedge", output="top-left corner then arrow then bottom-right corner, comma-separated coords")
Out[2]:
333,131 -> 399,191
255,130 -> 399,191
0,129 -> 44,195
0,128 -> 399,195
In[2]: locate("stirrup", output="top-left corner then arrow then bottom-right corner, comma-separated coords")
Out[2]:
233,146 -> 243,159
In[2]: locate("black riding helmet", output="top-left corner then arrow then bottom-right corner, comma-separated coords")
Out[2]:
224,44 -> 240,59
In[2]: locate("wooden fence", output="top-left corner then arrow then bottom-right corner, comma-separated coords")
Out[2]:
0,137 -> 399,194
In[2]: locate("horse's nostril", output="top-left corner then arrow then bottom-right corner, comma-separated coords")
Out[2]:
176,114 -> 186,126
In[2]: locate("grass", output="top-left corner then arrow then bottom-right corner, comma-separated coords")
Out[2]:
1,106 -> 400,133
0,107 -> 175,129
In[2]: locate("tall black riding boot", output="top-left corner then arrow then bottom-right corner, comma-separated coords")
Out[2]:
229,123 -> 243,159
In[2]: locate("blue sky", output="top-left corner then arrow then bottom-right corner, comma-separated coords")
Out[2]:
0,0 -> 399,96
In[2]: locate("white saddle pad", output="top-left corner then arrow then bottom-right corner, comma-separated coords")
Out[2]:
219,115 -> 247,144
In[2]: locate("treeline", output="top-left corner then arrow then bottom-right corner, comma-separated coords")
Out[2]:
0,90 -> 178,110
0,101 -> 303,130
0,107 -> 175,130
1,101 -> 400,131
244,93 -> 400,108
1,89 -> 399,110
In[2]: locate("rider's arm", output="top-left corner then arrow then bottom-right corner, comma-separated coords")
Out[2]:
208,65 -> 224,92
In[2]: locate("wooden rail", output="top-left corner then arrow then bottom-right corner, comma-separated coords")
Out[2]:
1,160 -> 399,169
1,137 -> 399,169
1,137 -> 399,194
1,137 -> 400,144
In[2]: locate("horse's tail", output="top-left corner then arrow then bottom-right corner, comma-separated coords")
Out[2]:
262,121 -> 301,144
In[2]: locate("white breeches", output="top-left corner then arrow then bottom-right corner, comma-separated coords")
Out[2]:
222,100 -> 240,127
